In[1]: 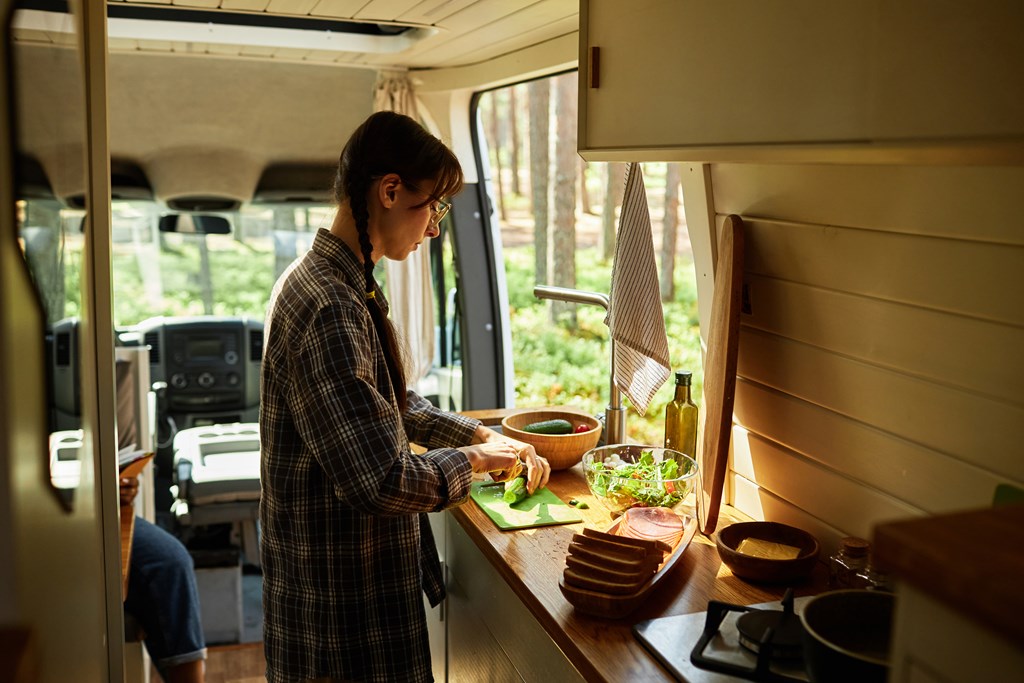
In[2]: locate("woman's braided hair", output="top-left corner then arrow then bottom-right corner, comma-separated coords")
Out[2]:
334,111 -> 463,412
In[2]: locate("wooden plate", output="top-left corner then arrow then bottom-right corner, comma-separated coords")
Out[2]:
559,511 -> 699,619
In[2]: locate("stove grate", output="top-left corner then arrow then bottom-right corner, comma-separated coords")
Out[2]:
689,588 -> 807,683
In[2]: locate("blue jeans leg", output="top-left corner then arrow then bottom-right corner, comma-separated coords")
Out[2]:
124,517 -> 207,675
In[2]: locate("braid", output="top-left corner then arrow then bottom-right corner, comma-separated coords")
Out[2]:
349,175 -> 375,292
348,173 -> 408,412
333,111 -> 464,414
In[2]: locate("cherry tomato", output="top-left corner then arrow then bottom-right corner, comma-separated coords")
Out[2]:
574,423 -> 590,434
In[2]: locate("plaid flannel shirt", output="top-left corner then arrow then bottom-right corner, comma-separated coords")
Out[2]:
260,229 -> 480,683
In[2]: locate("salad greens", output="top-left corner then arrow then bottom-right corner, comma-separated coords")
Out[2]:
586,448 -> 691,511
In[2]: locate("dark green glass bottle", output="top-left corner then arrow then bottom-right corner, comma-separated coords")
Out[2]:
664,371 -> 698,458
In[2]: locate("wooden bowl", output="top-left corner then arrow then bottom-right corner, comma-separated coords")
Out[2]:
501,409 -> 602,470
715,521 -> 820,583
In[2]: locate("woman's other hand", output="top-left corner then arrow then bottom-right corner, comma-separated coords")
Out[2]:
516,446 -> 550,494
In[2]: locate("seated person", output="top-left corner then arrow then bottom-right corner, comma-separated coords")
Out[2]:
120,475 -> 207,683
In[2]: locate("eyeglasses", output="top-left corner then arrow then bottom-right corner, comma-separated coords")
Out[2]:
403,180 -> 451,225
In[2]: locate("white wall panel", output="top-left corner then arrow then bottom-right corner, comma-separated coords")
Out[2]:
742,273 -> 1023,405
738,327 -> 1024,480
713,163 -> 1024,246
699,162 -> 1024,537
729,215 -> 1024,326
731,427 -> 921,529
734,379 -> 1008,513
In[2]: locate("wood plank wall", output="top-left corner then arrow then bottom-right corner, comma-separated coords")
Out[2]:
706,163 -> 1024,554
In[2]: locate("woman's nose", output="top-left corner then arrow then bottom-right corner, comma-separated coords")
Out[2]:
426,223 -> 440,238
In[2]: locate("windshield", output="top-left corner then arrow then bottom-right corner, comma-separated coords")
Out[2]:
19,198 -> 335,328
111,201 -> 336,327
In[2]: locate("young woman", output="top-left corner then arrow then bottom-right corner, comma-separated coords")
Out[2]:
259,111 -> 549,683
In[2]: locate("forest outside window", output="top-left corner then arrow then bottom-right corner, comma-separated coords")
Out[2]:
475,72 -> 703,444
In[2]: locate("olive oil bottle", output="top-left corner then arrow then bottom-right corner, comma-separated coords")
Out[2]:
664,370 -> 698,458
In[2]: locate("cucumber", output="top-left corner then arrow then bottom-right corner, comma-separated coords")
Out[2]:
503,476 -> 528,504
521,418 -> 573,435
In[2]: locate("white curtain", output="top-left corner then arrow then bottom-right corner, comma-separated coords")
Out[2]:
374,73 -> 436,385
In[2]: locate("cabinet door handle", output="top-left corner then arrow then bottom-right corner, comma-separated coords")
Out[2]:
590,46 -> 600,88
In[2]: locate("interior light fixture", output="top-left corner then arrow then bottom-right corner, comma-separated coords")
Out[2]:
14,1 -> 438,54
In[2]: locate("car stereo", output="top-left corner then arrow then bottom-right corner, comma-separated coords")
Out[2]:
135,316 -> 262,422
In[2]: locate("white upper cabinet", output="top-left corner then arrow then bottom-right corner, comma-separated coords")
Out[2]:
578,0 -> 1024,163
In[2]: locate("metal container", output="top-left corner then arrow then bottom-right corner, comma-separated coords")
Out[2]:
800,589 -> 895,683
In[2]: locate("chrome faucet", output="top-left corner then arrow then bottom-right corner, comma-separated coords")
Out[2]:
533,285 -> 626,445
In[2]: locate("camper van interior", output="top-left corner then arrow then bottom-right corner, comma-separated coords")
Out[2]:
2,1 -> 1022,682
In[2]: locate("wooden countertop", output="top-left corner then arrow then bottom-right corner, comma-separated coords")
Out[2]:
874,503 -> 1024,649
453,409 -> 829,682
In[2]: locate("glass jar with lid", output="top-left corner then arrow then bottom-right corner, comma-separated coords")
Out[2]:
828,536 -> 870,589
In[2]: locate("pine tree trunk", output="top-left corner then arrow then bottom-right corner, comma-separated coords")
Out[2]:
660,163 -> 682,302
601,162 -> 625,262
528,79 -> 550,286
488,95 -> 507,221
579,158 -> 593,215
509,85 -> 521,196
552,73 -> 578,328
273,206 -> 297,279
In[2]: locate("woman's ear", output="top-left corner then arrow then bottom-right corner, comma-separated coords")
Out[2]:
377,173 -> 402,209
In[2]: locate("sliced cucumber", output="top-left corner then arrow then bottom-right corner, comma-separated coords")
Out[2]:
503,476 -> 528,504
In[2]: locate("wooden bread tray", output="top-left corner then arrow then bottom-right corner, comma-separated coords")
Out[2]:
559,511 -> 699,619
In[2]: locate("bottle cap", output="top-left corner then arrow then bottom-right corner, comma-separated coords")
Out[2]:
674,371 -> 692,386
840,536 -> 870,557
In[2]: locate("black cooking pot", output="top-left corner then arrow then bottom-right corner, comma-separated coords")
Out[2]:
800,589 -> 895,683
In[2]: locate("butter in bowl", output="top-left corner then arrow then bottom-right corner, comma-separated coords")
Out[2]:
715,521 -> 820,583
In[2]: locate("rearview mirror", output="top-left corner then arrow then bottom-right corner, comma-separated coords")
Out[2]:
158,213 -> 231,235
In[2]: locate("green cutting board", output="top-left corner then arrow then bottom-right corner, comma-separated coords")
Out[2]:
470,481 -> 583,530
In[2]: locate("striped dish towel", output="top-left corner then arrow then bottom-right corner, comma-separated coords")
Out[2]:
604,163 -> 671,415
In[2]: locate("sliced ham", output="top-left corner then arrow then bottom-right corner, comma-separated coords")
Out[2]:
617,506 -> 684,548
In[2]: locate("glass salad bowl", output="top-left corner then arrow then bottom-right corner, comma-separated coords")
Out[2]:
582,445 -> 699,517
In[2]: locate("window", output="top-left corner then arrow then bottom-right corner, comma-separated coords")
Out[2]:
106,202 -> 332,328
476,73 -> 703,444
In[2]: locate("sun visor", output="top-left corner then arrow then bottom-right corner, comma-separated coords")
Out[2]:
147,148 -> 262,210
14,155 -> 54,200
252,163 -> 336,204
63,159 -> 153,209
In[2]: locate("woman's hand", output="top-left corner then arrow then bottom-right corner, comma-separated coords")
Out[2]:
514,444 -> 550,494
471,424 -> 551,493
457,441 -> 519,477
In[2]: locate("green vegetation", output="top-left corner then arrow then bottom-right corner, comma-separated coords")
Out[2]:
110,237 -> 276,326
505,245 -> 704,446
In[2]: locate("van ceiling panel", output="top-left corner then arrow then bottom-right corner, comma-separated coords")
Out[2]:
106,0 -> 578,70
107,52 -> 375,202
12,0 -> 579,203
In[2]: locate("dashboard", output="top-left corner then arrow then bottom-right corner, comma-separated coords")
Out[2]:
132,316 -> 263,428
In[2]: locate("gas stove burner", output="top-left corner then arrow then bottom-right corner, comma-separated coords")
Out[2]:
689,588 -> 808,683
735,592 -> 805,660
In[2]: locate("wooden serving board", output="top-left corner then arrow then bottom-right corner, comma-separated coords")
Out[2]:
559,512 -> 699,619
699,215 -> 745,534
469,481 -> 583,530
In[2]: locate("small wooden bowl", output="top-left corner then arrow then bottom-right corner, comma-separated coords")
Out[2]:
501,409 -> 602,470
715,521 -> 820,583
